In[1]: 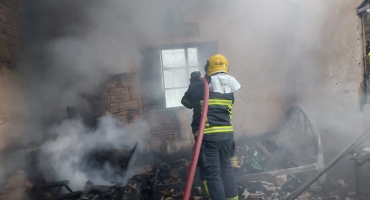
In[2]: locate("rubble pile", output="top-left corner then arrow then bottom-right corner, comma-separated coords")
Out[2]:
83,143 -> 137,170
78,174 -> 154,200
237,178 -> 359,200
1,165 -> 359,200
6,136 -> 368,200
231,133 -> 312,176
232,144 -> 277,175
73,159 -> 359,200
73,138 -> 359,200
72,159 -> 203,200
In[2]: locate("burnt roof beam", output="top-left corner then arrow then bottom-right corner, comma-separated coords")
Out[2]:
358,0 -> 370,14
358,4 -> 370,14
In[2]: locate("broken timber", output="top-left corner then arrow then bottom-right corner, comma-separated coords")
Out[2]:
156,164 -> 317,190
235,164 -> 317,182
32,180 -> 82,200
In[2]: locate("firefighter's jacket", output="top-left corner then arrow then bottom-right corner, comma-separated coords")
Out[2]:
181,77 -> 237,142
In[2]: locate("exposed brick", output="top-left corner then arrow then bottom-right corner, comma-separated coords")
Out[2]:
121,77 -> 133,87
109,87 -> 128,92
119,110 -> 128,116
115,115 -> 128,124
132,115 -> 141,121
109,104 -> 119,114
110,95 -> 130,103
107,82 -> 116,89
118,101 -> 138,109
0,1 -> 20,70
106,73 -> 182,140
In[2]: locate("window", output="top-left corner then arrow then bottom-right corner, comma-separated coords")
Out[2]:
161,48 -> 200,108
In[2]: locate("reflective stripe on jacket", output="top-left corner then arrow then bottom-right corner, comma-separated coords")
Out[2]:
181,80 -> 234,142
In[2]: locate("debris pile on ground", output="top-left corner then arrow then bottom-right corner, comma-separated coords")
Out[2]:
76,159 -> 199,200
82,143 -> 138,175
237,177 -> 360,200
238,175 -> 312,199
232,132 -> 311,177
155,159 -> 190,184
15,139 -> 368,200
232,144 -> 273,175
26,157 -> 360,200
78,174 -> 154,200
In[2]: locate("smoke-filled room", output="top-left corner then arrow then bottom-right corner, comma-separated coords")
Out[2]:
1,0 -> 370,199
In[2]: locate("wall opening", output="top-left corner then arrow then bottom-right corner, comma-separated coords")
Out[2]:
161,47 -> 199,108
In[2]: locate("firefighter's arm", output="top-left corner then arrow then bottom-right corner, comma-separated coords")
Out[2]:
181,85 -> 194,109
181,97 -> 193,109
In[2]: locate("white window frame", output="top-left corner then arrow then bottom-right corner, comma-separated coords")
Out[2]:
160,47 -> 199,108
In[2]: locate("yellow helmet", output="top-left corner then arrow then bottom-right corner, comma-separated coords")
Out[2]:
205,54 -> 229,76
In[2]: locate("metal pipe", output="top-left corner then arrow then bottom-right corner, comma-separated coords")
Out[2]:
285,129 -> 370,200
182,77 -> 209,200
355,159 -> 361,200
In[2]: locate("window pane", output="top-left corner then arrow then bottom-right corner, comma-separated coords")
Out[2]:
187,48 -> 198,67
161,49 -> 186,68
163,69 -> 187,88
165,88 -> 188,108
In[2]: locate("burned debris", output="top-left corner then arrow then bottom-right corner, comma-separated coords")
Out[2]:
81,143 -> 138,180
2,131 -> 367,200
78,175 -> 154,200
49,159 -> 202,200
0,107 -> 322,199
31,180 -> 82,200
1,0 -> 369,199
2,104 -> 366,200
20,130 -> 349,200
26,154 -> 358,200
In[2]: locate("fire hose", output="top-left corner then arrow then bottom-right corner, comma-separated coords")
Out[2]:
182,77 -> 209,200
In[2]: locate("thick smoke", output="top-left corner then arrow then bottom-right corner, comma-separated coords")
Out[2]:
12,0 -> 169,186
19,0 -> 149,142
290,0 -> 367,150
4,0 -> 365,188
39,116 -> 149,190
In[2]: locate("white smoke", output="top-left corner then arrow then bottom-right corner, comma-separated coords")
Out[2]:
7,0 -> 364,188
39,115 -> 149,190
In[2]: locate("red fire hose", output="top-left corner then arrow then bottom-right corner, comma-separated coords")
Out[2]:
182,77 -> 209,200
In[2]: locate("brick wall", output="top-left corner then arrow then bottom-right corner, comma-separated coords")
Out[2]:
139,47 -> 183,142
145,108 -> 181,141
0,0 -> 23,151
107,72 -> 182,137
0,0 -> 21,70
107,73 -> 142,124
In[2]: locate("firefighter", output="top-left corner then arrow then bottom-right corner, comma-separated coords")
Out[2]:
181,54 -> 240,200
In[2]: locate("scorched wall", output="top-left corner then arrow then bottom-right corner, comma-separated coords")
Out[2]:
99,0 -> 367,154
0,0 -> 24,151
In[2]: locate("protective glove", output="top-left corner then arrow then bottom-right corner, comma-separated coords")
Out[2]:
190,71 -> 201,84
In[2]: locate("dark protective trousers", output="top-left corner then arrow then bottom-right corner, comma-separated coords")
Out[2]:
198,138 -> 239,200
